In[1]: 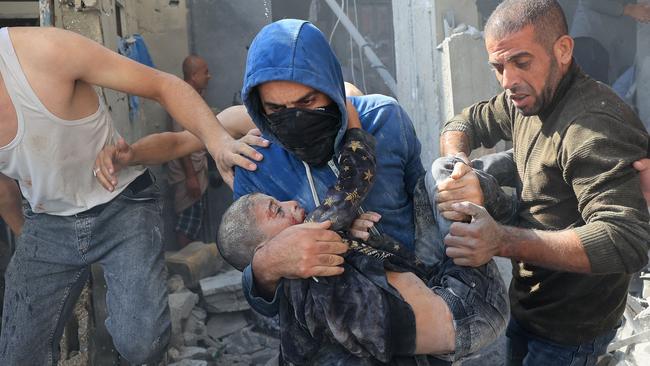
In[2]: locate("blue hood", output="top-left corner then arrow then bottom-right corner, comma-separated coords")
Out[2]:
242,19 -> 348,152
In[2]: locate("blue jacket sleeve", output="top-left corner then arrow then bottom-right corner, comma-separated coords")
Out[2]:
241,265 -> 282,316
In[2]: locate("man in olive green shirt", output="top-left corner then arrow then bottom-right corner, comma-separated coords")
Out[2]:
438,1 -> 650,365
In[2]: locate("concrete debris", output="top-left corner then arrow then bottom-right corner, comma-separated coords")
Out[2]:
166,242 -> 223,289
207,311 -> 248,339
169,290 -> 199,347
161,268 -> 282,366
168,360 -> 208,366
251,347 -> 280,365
200,270 -> 250,313
169,291 -> 199,323
167,274 -> 186,294
222,326 -> 280,355
173,346 -> 211,361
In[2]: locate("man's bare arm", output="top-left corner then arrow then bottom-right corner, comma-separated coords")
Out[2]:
17,26 -> 260,186
94,109 -> 268,191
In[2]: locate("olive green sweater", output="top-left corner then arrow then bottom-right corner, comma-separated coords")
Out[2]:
443,62 -> 650,345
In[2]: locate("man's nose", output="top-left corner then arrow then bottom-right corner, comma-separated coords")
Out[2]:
501,67 -> 520,91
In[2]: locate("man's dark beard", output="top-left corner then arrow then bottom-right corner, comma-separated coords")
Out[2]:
517,59 -> 561,116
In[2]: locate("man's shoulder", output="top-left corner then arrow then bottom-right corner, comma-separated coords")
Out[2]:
558,75 -> 644,134
351,95 -> 414,136
351,94 -> 400,116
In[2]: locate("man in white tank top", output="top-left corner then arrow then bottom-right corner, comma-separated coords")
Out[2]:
0,26 -> 261,365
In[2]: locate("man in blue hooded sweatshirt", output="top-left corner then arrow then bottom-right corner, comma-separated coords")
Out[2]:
233,19 -> 507,364
233,20 -> 422,305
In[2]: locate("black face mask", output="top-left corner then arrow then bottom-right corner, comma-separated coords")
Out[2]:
265,103 -> 342,166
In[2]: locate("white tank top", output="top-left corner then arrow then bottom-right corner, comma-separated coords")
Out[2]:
0,27 -> 144,215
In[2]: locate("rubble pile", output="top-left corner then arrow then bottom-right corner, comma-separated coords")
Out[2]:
165,242 -> 280,366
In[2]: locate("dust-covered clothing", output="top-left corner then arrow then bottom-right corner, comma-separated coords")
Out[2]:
0,27 -> 144,216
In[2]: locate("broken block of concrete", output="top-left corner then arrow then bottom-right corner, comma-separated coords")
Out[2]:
169,290 -> 199,347
207,311 -> 248,339
200,270 -> 250,313
167,274 -> 186,294
170,291 -> 199,323
166,242 -> 223,288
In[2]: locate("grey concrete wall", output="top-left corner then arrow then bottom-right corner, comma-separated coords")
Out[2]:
393,0 -> 500,166
0,1 -> 39,19
392,0 -> 443,167
188,0 -> 272,110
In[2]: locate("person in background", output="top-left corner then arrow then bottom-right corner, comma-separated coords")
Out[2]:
168,55 -> 212,246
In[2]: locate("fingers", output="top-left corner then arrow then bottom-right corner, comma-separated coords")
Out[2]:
450,201 -> 486,219
233,141 -> 264,162
360,211 -> 381,222
447,222 -> 477,238
310,265 -> 345,277
450,161 -> 472,180
316,239 -> 348,255
633,158 -> 650,171
95,148 -> 118,191
240,132 -> 270,148
349,230 -> 370,241
228,153 -> 259,172
94,156 -> 116,192
436,189 -> 473,204
440,210 -> 471,222
437,176 -> 468,192
349,212 -> 381,240
246,128 -> 262,136
316,253 -> 345,266
444,242 -> 485,267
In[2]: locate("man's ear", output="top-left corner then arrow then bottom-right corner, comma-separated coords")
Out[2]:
553,35 -> 574,68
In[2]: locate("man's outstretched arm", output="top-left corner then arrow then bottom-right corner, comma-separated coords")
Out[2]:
94,108 -> 269,191
23,26 -> 261,187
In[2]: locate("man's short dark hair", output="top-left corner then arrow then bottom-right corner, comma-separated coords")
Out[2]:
485,0 -> 568,50
216,193 -> 266,271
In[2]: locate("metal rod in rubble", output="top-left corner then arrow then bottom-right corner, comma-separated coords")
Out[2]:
322,0 -> 398,95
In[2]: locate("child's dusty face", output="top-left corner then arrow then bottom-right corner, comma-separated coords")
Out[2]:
253,194 -> 306,239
